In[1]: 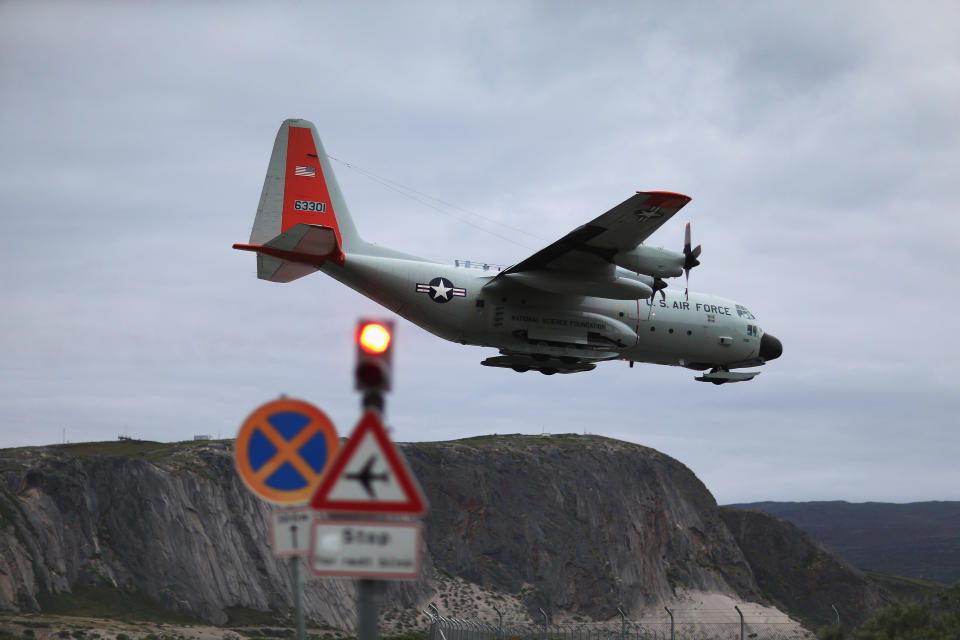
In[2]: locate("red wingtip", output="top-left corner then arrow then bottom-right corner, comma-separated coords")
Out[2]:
636,191 -> 692,208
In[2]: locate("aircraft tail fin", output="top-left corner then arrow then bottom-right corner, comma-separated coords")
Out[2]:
235,119 -> 364,282
235,119 -> 430,281
250,119 -> 361,249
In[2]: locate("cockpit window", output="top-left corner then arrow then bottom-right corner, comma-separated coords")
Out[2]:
736,304 -> 756,320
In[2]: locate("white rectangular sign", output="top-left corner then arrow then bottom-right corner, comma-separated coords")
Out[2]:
271,508 -> 314,557
309,520 -> 422,579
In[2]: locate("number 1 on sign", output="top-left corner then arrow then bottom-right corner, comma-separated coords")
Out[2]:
271,508 -> 313,557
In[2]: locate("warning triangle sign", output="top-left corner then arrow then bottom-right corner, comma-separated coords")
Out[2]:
310,410 -> 427,515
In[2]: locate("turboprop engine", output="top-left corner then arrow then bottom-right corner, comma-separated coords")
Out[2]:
614,223 -> 703,300
613,245 -> 685,278
504,270 -> 653,300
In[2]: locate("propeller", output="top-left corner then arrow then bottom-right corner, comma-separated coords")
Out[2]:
683,221 -> 702,301
652,276 -> 668,303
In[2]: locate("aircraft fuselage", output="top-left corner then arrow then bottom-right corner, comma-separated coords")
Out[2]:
322,255 -> 767,371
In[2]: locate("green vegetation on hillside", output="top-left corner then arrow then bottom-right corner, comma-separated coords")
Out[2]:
37,585 -> 205,625
222,607 -> 290,628
335,634 -> 426,640
451,433 -> 607,447
50,440 -> 208,461
53,440 -> 167,457
862,569 -> 948,603
818,583 -> 960,639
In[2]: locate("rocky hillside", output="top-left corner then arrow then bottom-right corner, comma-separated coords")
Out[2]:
721,508 -> 892,628
408,435 -> 760,620
0,435 -> 891,630
729,501 -> 960,585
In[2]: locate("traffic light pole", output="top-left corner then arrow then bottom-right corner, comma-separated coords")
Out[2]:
356,388 -> 385,640
361,390 -> 385,414
353,319 -> 394,639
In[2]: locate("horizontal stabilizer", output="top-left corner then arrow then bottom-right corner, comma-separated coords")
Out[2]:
695,370 -> 760,384
233,223 -> 343,283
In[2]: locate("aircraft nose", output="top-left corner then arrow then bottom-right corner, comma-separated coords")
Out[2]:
759,333 -> 783,361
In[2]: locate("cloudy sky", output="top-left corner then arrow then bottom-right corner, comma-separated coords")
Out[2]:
2,2 -> 958,504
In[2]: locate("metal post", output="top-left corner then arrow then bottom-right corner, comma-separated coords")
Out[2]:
664,607 -> 674,640
832,604 -> 840,627
734,605 -> 744,640
292,557 -> 305,640
492,605 -> 503,637
356,389 -> 385,640
617,607 -> 626,640
357,578 -> 384,640
434,615 -> 449,640
362,390 -> 385,414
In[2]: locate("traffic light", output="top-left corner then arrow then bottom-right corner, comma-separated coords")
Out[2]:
355,319 -> 394,392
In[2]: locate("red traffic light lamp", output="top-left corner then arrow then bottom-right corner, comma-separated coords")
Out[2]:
358,322 -> 391,354
355,319 -> 394,393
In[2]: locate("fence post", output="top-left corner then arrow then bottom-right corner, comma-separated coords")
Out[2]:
492,604 -> 503,639
735,605 -> 744,640
423,608 -> 448,640
422,610 -> 433,640
617,607 -> 626,640
664,607 -> 674,640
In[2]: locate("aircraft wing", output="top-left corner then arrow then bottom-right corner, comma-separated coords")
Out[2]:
495,191 -> 691,276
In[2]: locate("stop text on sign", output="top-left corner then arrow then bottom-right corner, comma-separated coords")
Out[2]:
309,520 -> 421,579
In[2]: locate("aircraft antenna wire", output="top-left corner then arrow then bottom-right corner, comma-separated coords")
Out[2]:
328,154 -> 542,251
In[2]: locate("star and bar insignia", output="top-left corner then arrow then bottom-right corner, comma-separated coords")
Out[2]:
633,206 -> 664,221
416,277 -> 466,303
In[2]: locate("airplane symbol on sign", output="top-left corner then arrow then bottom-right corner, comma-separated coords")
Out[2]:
344,455 -> 390,498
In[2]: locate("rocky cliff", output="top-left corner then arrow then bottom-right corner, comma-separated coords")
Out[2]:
0,441 -> 368,628
408,435 -> 760,620
720,507 -> 893,629
0,435 -> 888,629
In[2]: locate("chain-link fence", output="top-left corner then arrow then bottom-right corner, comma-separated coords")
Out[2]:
423,607 -> 814,640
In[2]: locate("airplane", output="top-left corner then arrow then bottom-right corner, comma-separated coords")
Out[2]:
344,455 -> 390,499
234,119 -> 782,384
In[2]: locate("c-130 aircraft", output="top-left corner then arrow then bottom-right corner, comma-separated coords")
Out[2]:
235,119 -> 782,384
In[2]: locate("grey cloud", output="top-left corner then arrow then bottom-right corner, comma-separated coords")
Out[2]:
1,2 -> 958,503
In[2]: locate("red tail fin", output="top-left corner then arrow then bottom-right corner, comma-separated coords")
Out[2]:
280,125 -> 343,245
247,119 -> 361,250
237,119 -> 366,282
